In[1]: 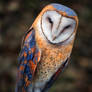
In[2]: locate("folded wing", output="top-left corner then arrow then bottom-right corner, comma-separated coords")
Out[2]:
15,28 -> 41,92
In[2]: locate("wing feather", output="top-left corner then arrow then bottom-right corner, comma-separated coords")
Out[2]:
15,28 -> 41,92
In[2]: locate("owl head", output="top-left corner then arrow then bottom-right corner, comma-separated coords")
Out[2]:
33,3 -> 78,45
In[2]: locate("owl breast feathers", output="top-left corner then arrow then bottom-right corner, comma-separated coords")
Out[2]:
15,3 -> 78,92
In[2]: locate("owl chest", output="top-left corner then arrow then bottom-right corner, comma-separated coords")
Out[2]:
34,48 -> 64,82
34,32 -> 72,83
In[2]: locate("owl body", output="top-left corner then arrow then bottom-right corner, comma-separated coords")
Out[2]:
34,33 -> 73,82
16,3 -> 78,92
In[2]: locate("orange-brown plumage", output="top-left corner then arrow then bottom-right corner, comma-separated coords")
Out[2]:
33,33 -> 73,82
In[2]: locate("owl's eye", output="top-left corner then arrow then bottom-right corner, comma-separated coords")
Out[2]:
47,17 -> 53,30
64,25 -> 72,30
47,17 -> 53,24
58,25 -> 72,37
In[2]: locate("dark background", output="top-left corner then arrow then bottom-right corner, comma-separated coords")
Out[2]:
0,0 -> 92,92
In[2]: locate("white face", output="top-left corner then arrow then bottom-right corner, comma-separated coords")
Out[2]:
41,10 -> 76,44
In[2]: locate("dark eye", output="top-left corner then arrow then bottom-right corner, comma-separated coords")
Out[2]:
59,25 -> 72,35
64,25 -> 72,30
47,17 -> 53,24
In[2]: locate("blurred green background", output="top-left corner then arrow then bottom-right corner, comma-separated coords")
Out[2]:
0,0 -> 92,92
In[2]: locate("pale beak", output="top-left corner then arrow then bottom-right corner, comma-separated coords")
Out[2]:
52,35 -> 57,41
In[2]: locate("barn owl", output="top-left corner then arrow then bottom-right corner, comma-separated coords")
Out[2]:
15,3 -> 78,92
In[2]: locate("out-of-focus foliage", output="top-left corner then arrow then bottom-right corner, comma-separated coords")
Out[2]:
0,0 -> 92,92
